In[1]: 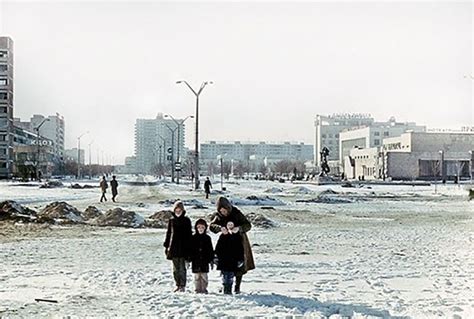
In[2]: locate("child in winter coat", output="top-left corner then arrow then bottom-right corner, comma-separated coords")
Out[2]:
214,220 -> 244,294
190,218 -> 214,294
163,201 -> 192,292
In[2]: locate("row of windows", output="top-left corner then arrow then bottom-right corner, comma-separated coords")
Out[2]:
321,134 -> 340,138
0,79 -> 6,86
0,65 -> 7,72
0,51 -> 7,58
373,131 -> 390,137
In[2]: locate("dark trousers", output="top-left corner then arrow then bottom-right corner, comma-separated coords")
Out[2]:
100,192 -> 107,202
205,190 -> 210,199
172,257 -> 187,287
222,271 -> 234,286
112,191 -> 117,202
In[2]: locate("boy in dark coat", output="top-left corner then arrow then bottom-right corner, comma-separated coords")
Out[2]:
163,201 -> 192,292
110,175 -> 118,202
190,218 -> 214,294
215,220 -> 244,294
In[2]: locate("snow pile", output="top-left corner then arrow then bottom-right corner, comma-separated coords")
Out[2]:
285,186 -> 314,195
145,210 -> 173,228
39,181 -> 64,189
158,199 -> 205,208
245,212 -> 277,228
38,201 -> 84,224
70,183 -> 97,189
83,206 -> 103,221
229,196 -> 285,206
95,208 -> 145,228
264,187 -> 284,194
0,200 -> 38,222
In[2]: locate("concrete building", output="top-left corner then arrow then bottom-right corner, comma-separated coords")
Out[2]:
200,141 -> 314,168
340,119 -> 426,174
64,148 -> 85,164
0,37 -> 13,179
12,125 -> 55,179
314,113 -> 374,173
344,131 -> 474,181
135,113 -> 185,174
15,113 -> 65,162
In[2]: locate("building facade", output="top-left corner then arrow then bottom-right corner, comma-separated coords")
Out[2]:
200,141 -> 314,167
135,113 -> 185,174
344,131 -> 474,181
340,119 -> 426,174
314,113 -> 374,172
64,148 -> 85,164
0,37 -> 13,179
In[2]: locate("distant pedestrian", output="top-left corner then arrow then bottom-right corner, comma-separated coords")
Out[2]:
190,218 -> 214,294
99,176 -> 108,202
110,175 -> 118,202
164,201 -> 192,292
204,177 -> 212,199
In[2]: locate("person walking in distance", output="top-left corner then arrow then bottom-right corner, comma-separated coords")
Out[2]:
99,176 -> 108,202
110,175 -> 119,202
204,177 -> 212,199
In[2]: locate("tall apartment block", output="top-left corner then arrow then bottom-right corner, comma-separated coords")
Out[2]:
0,37 -> 13,179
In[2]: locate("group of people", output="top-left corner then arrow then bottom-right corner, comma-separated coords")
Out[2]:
164,196 -> 255,294
99,175 -> 119,202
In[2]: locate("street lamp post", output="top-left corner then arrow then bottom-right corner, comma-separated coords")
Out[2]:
88,140 -> 94,179
176,80 -> 213,190
34,118 -> 50,181
77,131 -> 89,179
164,123 -> 178,183
469,150 -> 473,185
164,114 -> 194,184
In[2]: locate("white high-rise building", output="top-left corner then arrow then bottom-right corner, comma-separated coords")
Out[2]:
0,37 -> 13,179
135,113 -> 185,174
30,113 -> 65,161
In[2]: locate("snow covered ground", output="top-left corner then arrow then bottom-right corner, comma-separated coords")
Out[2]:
0,177 -> 473,318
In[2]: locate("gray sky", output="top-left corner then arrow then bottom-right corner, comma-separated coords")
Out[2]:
1,1 -> 472,164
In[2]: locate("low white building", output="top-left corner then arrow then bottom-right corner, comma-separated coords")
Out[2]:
344,131 -> 474,181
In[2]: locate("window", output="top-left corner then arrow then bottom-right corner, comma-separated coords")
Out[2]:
0,92 -> 7,100
0,51 -> 7,58
335,134 -> 339,138
0,79 -> 6,86
0,106 -> 6,113
384,131 -> 389,136
0,148 -> 7,155
321,134 -> 327,138
0,134 -> 6,141
0,65 -> 7,72
374,131 -> 380,136
374,139 -> 380,146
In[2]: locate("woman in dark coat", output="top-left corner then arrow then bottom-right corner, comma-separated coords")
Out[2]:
163,201 -> 192,292
210,196 -> 255,294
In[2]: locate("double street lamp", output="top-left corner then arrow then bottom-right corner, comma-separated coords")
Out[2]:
164,114 -> 194,184
77,131 -> 89,179
176,80 -> 213,190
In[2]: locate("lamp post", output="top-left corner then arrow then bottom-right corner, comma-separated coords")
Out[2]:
176,80 -> 213,190
164,123 -> 178,183
469,150 -> 473,185
77,131 -> 89,179
88,140 -> 94,179
164,114 -> 194,184
34,118 -> 50,181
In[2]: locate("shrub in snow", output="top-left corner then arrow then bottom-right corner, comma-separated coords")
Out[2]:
95,208 -> 145,228
39,181 -> 64,189
0,200 -> 38,222
38,202 -> 84,224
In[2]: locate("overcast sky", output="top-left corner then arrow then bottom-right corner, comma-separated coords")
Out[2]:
1,1 -> 472,164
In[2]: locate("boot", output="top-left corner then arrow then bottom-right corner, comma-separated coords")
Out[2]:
235,275 -> 242,294
223,284 -> 232,295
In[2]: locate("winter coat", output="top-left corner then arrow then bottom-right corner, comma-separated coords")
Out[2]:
215,232 -> 244,272
204,180 -> 212,192
100,180 -> 108,192
163,211 -> 192,260
210,206 -> 255,273
190,232 -> 214,273
110,180 -> 118,195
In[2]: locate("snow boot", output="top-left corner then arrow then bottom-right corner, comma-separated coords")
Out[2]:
223,284 -> 232,295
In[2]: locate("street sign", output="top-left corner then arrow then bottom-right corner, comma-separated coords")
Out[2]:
175,162 -> 181,172
167,147 -> 172,154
